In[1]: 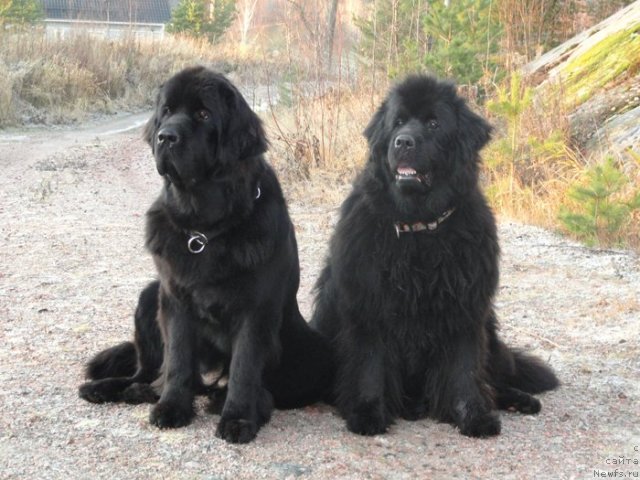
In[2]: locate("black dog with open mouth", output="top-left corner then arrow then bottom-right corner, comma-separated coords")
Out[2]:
78,66 -> 333,443
312,75 -> 559,437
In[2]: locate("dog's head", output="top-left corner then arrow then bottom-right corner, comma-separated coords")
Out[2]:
364,75 -> 491,214
144,66 -> 267,191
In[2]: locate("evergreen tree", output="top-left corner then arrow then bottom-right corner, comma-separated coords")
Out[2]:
167,0 -> 236,43
486,71 -> 533,197
0,0 -> 44,26
355,0 -> 429,77
355,0 -> 500,83
559,157 -> 640,246
423,0 -> 501,84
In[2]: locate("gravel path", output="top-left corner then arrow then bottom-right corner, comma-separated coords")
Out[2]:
0,122 -> 638,479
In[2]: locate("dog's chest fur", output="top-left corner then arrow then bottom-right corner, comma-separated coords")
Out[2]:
386,236 -> 472,310
145,202 -> 257,333
384,234 -> 491,326
333,192 -> 499,343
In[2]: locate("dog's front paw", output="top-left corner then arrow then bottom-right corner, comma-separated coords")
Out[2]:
346,400 -> 389,436
459,410 -> 501,438
149,400 -> 194,429
216,416 -> 258,444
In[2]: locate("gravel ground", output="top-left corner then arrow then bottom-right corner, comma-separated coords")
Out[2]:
0,118 -> 638,479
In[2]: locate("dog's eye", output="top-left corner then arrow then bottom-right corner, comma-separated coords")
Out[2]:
395,118 -> 404,127
196,109 -> 210,122
427,119 -> 439,130
161,106 -> 171,116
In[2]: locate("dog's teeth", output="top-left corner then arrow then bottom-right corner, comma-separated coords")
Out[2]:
397,167 -> 417,176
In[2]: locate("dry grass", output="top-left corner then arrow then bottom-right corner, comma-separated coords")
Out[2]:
483,80 -> 585,227
1,29 -> 636,249
0,30 -> 285,126
481,76 -> 639,250
262,71 -> 640,250
264,80 -> 380,183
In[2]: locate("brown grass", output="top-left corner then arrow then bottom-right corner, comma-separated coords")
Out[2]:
483,81 -> 586,228
1,29 -> 636,249
0,30 -> 285,126
481,76 -> 639,250
264,81 -> 380,181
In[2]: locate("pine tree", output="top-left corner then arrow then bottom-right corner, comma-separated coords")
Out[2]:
166,0 -> 236,43
486,71 -> 533,198
559,157 -> 639,246
0,0 -> 44,26
355,0 -> 500,83
423,0 -> 501,84
354,0 -> 430,78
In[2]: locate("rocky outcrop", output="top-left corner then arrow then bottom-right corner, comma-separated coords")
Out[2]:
524,1 -> 640,157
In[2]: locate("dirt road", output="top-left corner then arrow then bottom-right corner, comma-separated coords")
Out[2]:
0,119 -> 638,479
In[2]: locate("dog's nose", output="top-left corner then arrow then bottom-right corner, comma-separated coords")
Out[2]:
394,134 -> 415,149
157,128 -> 180,147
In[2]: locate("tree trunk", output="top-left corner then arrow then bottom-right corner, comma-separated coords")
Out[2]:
325,0 -> 339,71
239,0 -> 258,48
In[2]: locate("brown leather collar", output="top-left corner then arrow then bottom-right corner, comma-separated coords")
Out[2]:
394,207 -> 456,238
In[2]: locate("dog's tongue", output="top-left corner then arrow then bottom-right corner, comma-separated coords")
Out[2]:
397,166 -> 417,175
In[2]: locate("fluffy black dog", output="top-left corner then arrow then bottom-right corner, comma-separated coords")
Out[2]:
311,75 -> 559,437
79,66 -> 332,443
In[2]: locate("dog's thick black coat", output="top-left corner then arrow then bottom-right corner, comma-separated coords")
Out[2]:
311,75 -> 559,437
79,66 -> 333,443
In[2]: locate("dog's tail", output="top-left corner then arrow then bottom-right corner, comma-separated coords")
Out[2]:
488,317 -> 559,394
507,350 -> 560,394
85,341 -> 137,380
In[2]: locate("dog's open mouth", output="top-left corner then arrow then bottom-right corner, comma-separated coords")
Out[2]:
395,166 -> 432,187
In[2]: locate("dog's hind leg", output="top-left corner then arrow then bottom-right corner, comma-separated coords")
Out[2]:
495,386 -> 541,414
79,281 -> 163,404
267,301 -> 335,409
485,313 -> 558,416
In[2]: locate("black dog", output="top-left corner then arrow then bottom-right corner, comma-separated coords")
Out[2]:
311,75 -> 559,437
79,66 -> 332,443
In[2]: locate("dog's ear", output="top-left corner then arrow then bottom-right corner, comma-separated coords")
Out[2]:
143,90 -> 161,147
142,112 -> 156,146
218,81 -> 268,159
363,100 -> 388,154
451,103 -> 492,195
457,103 -> 492,153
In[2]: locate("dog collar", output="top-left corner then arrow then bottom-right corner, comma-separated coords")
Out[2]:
186,182 -> 262,254
394,207 -> 456,238
187,231 -> 209,254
